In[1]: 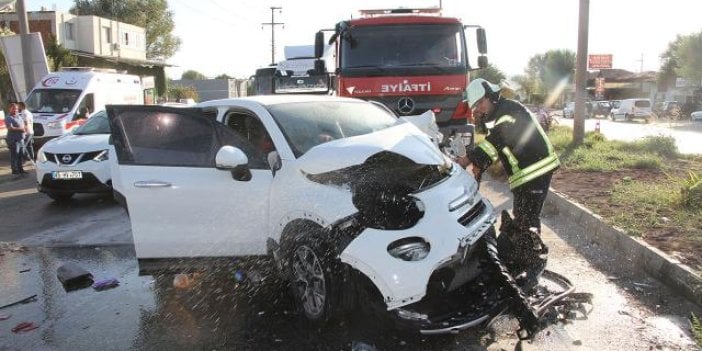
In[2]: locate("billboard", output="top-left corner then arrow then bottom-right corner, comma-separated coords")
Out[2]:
588,54 -> 613,69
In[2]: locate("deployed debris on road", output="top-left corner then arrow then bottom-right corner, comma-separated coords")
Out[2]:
11,321 -> 39,333
92,278 -> 120,291
0,295 -> 37,310
57,262 -> 93,292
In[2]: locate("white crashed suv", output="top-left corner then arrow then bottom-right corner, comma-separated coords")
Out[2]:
36,110 -> 112,201
107,95 -> 497,334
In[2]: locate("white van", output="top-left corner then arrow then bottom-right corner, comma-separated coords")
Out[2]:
25,67 -> 149,145
610,98 -> 653,123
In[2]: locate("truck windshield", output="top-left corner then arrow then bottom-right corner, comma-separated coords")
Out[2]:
341,24 -> 465,70
25,89 -> 81,114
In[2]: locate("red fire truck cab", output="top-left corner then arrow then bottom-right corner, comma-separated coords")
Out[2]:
315,8 -> 488,147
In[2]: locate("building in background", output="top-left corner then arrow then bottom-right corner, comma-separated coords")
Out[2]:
0,10 -> 168,95
169,78 -> 249,102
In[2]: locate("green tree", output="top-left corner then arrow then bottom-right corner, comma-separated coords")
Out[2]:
660,31 -> 702,86
181,70 -> 206,80
215,73 -> 232,80
518,49 -> 575,105
45,34 -> 78,71
70,0 -> 181,60
168,84 -> 198,102
0,27 -> 15,106
471,64 -> 505,84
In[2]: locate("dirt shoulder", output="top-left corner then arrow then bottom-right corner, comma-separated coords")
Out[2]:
551,163 -> 702,272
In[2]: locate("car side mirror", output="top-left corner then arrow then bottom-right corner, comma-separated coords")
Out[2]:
216,146 -> 251,181
267,150 -> 281,176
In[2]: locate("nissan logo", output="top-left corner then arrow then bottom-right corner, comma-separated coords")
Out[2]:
61,154 -> 72,164
397,97 -> 415,115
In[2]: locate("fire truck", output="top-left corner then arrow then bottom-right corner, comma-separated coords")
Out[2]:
314,7 -> 488,146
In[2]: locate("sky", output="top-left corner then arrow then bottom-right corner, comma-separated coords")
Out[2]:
28,0 -> 702,80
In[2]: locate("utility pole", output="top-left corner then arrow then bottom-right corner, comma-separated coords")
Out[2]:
16,0 -> 35,101
262,6 -> 283,65
573,0 -> 589,145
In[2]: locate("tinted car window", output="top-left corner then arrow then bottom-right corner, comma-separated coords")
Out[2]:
635,100 -> 651,108
115,111 -> 216,167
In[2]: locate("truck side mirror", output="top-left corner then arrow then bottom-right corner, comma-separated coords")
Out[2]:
315,32 -> 324,58
478,56 -> 489,69
477,28 -> 487,54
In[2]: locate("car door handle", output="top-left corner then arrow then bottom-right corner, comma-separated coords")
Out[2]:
133,180 -> 172,188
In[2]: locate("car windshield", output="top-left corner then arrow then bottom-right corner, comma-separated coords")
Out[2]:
266,101 -> 397,157
25,89 -> 81,114
73,111 -> 110,135
341,24 -> 465,69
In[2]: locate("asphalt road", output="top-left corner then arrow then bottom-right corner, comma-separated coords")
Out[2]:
554,115 -> 702,154
0,148 -> 700,350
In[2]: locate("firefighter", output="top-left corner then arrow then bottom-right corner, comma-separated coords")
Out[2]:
457,78 -> 560,234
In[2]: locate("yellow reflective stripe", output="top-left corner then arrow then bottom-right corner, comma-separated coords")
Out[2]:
508,154 -> 561,189
501,147 -> 520,175
495,115 -> 516,126
477,140 -> 499,162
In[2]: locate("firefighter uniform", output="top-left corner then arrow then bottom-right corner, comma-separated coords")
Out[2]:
467,98 -> 560,232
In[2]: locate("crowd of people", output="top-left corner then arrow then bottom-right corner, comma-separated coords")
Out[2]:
3,101 -> 34,179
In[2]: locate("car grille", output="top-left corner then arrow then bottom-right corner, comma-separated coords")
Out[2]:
45,152 -> 100,165
457,200 -> 486,227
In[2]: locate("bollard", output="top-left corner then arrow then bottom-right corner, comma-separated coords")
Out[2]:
595,120 -> 601,133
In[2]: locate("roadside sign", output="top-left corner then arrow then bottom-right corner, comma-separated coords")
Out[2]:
588,54 -> 613,69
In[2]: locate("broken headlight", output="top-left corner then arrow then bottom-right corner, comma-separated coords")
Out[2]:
352,184 -> 425,230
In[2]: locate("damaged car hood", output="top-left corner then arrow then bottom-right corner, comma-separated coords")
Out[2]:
297,122 -> 446,174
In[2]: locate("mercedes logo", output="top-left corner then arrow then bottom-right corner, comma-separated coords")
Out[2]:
61,154 -> 72,164
397,97 -> 415,115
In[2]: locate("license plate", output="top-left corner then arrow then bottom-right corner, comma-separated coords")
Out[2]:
52,171 -> 83,180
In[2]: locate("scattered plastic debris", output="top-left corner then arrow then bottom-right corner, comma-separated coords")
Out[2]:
92,278 -> 120,291
0,314 -> 11,321
351,341 -> 378,351
233,270 -> 245,282
11,321 -> 38,333
19,269 -> 31,273
0,295 -> 37,310
57,263 -> 93,292
173,273 -> 201,290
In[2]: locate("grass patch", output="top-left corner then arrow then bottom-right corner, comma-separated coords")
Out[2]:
547,127 -> 673,172
605,180 -> 679,234
692,313 -> 702,347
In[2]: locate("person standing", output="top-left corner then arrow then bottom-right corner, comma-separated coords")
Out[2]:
18,101 -> 34,161
456,78 -> 560,234
4,103 -> 26,177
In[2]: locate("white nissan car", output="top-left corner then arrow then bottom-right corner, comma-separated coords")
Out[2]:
36,110 -> 112,201
107,95 -> 498,334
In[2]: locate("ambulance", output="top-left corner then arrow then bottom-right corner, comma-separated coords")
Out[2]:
25,67 -> 150,146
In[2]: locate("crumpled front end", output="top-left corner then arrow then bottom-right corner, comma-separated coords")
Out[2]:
337,165 -> 496,310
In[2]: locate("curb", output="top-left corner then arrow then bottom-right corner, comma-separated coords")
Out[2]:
544,189 -> 702,306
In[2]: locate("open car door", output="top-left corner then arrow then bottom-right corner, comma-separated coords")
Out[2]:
107,105 -> 273,264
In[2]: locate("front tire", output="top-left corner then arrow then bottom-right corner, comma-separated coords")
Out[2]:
283,224 -> 340,324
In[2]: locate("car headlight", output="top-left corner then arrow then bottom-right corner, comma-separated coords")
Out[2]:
387,237 -> 430,261
92,150 -> 109,162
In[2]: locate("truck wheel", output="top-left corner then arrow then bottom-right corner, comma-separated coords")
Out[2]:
47,192 -> 74,202
283,224 -> 340,324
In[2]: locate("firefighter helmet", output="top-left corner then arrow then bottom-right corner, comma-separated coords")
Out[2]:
467,78 -> 501,109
